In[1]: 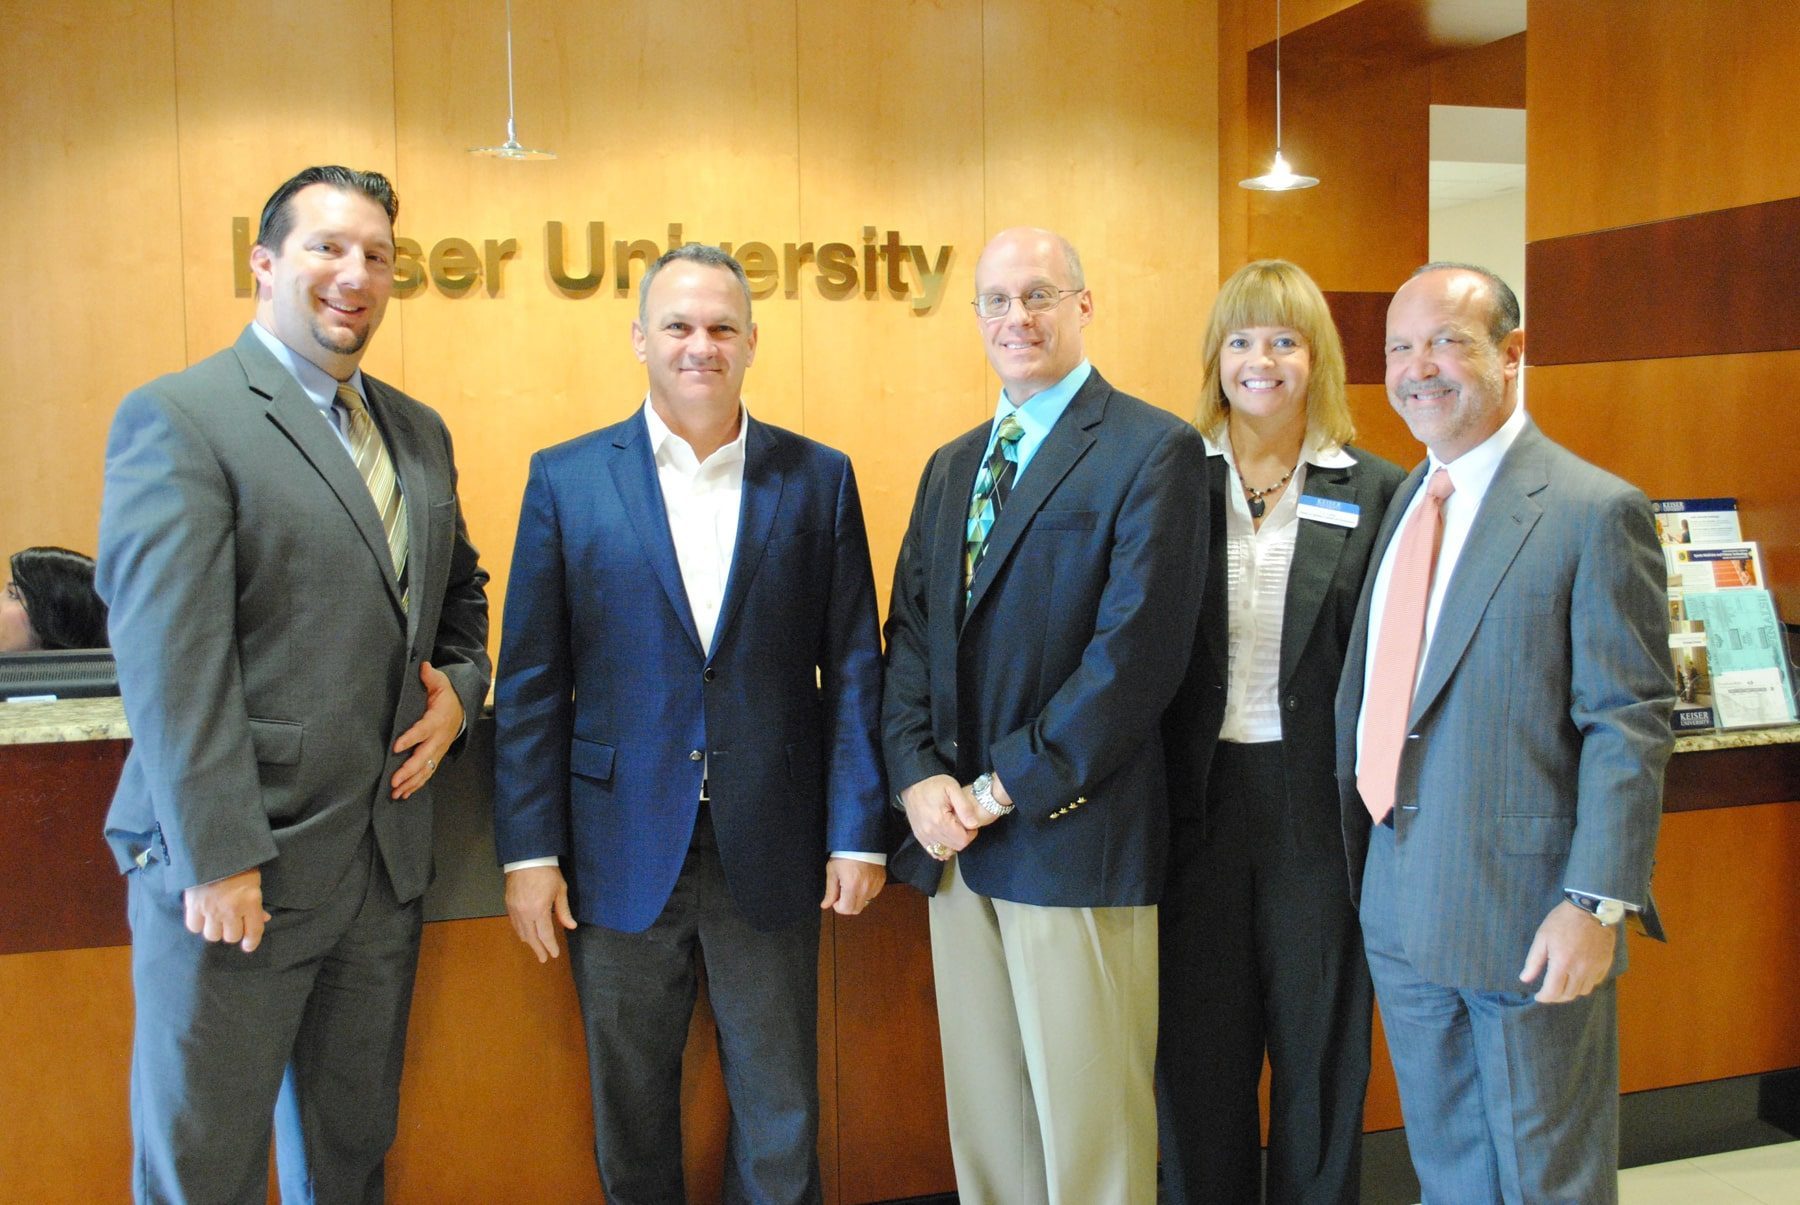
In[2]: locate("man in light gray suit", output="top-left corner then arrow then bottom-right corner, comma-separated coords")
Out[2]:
98,165 -> 490,1203
1336,263 -> 1674,1203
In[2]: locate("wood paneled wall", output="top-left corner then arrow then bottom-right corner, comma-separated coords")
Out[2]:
0,0 -> 1218,641
1525,0 -> 1800,615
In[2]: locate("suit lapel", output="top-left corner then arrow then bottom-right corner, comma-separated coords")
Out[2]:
934,431 -> 985,637
236,332 -> 406,618
366,378 -> 430,640
961,377 -> 1103,626
1200,455 -> 1230,674
609,413 -> 704,656
1278,462 -> 1357,689
1410,427 -> 1548,722
710,417 -> 783,659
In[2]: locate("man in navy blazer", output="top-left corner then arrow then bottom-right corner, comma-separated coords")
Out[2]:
1338,264 -> 1674,1203
493,244 -> 887,1204
883,228 -> 1209,1203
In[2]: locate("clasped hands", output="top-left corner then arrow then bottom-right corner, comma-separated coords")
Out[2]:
900,772 -> 1011,861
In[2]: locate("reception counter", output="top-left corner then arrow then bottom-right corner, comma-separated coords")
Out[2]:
3,699 -> 1798,1203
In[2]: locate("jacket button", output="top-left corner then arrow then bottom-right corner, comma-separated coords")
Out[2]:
1285,696 -> 1299,712
703,667 -> 716,682
689,750 -> 703,762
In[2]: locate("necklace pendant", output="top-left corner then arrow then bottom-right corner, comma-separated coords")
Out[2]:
1249,497 -> 1265,520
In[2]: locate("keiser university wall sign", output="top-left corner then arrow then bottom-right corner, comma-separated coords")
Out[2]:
232,219 -> 956,314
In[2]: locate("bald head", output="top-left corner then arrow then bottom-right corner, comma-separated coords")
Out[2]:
972,227 -> 1094,404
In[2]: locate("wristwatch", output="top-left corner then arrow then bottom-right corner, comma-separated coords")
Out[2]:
972,772 -> 1013,818
1565,890 -> 1626,927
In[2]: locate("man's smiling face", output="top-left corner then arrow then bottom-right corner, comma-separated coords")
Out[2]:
251,183 -> 395,379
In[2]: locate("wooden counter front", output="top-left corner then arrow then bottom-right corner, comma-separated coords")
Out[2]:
2,705 -> 1797,1203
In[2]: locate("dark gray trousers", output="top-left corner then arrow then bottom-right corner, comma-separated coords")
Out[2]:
128,833 -> 422,1205
1361,822 -> 1620,1205
567,806 -> 823,1205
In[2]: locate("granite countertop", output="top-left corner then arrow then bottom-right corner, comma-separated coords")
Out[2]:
0,696 -> 131,746
1673,724 -> 1800,753
5,694 -> 1799,754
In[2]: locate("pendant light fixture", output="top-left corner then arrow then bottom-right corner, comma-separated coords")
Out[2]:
1240,0 -> 1318,191
470,0 -> 556,160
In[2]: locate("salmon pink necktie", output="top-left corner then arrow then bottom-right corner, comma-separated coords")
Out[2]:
1358,468 -> 1455,824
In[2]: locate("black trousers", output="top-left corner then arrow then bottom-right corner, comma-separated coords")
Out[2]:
567,805 -> 823,1205
1157,740 -> 1372,1204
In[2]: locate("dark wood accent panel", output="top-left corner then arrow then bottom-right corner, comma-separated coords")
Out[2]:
0,739 -> 128,955
1323,291 -> 1391,385
1666,740 -> 1800,813
1429,32 -> 1526,109
1527,198 -> 1800,367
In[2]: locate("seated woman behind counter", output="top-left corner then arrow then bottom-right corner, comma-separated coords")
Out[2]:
2,546 -> 109,652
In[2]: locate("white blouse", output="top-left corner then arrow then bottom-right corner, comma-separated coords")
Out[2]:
1205,433 -> 1358,744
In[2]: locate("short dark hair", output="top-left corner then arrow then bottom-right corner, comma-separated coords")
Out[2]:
10,546 -> 108,649
1411,261 -> 1521,344
637,243 -> 754,327
255,166 -> 399,252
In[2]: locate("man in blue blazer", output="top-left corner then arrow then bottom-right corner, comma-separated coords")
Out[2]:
493,244 -> 887,1205
883,228 -> 1209,1203
1338,264 -> 1674,1203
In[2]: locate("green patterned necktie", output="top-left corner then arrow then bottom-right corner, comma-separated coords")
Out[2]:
964,415 -> 1026,598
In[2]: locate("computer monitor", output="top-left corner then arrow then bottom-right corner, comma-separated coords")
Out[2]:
0,648 -> 119,702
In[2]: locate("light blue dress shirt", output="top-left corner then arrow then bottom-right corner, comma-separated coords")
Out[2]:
974,359 -> 1093,495
247,320 -> 366,457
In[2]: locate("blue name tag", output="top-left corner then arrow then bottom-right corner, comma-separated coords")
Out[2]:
1296,495 -> 1360,528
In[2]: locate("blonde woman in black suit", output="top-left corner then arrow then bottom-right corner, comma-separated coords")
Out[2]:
1158,260 -> 1404,1203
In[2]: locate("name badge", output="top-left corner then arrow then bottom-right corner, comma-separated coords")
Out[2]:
1297,495 -> 1360,528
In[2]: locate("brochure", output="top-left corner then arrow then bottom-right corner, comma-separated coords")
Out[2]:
1679,589 -> 1798,729
1668,620 -> 1715,732
1652,497 -> 1741,546
1665,541 -> 1765,593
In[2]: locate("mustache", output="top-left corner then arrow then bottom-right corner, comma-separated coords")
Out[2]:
1393,378 -> 1460,400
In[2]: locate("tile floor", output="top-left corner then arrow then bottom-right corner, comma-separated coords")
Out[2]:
1619,1140 -> 1800,1204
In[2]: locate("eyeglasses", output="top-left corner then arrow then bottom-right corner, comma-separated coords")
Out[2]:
971,287 -> 1083,321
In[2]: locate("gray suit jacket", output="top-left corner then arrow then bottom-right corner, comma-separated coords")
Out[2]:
1335,419 -> 1674,993
98,327 -> 491,909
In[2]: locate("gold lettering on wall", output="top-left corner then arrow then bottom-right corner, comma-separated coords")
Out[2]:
227,219 -> 955,312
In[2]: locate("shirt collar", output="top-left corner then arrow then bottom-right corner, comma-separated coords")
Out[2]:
248,320 -> 367,410
1428,397 -> 1528,497
1202,426 -> 1358,471
642,397 -> 749,474
994,359 -> 1092,443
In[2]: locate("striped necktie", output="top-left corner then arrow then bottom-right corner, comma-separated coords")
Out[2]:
336,383 -> 410,612
964,415 -> 1026,599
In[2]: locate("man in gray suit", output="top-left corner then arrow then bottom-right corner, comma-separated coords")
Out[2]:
98,165 -> 490,1204
1337,263 -> 1674,1203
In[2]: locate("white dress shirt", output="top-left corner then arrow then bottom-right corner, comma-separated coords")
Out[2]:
1207,432 -> 1360,745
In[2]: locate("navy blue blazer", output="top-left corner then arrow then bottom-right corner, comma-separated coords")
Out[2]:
882,370 -> 1210,907
492,410 -> 887,933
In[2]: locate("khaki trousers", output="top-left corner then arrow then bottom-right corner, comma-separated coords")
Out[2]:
928,857 -> 1159,1205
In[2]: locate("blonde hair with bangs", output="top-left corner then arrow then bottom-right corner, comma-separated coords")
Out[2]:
1197,259 -> 1355,448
